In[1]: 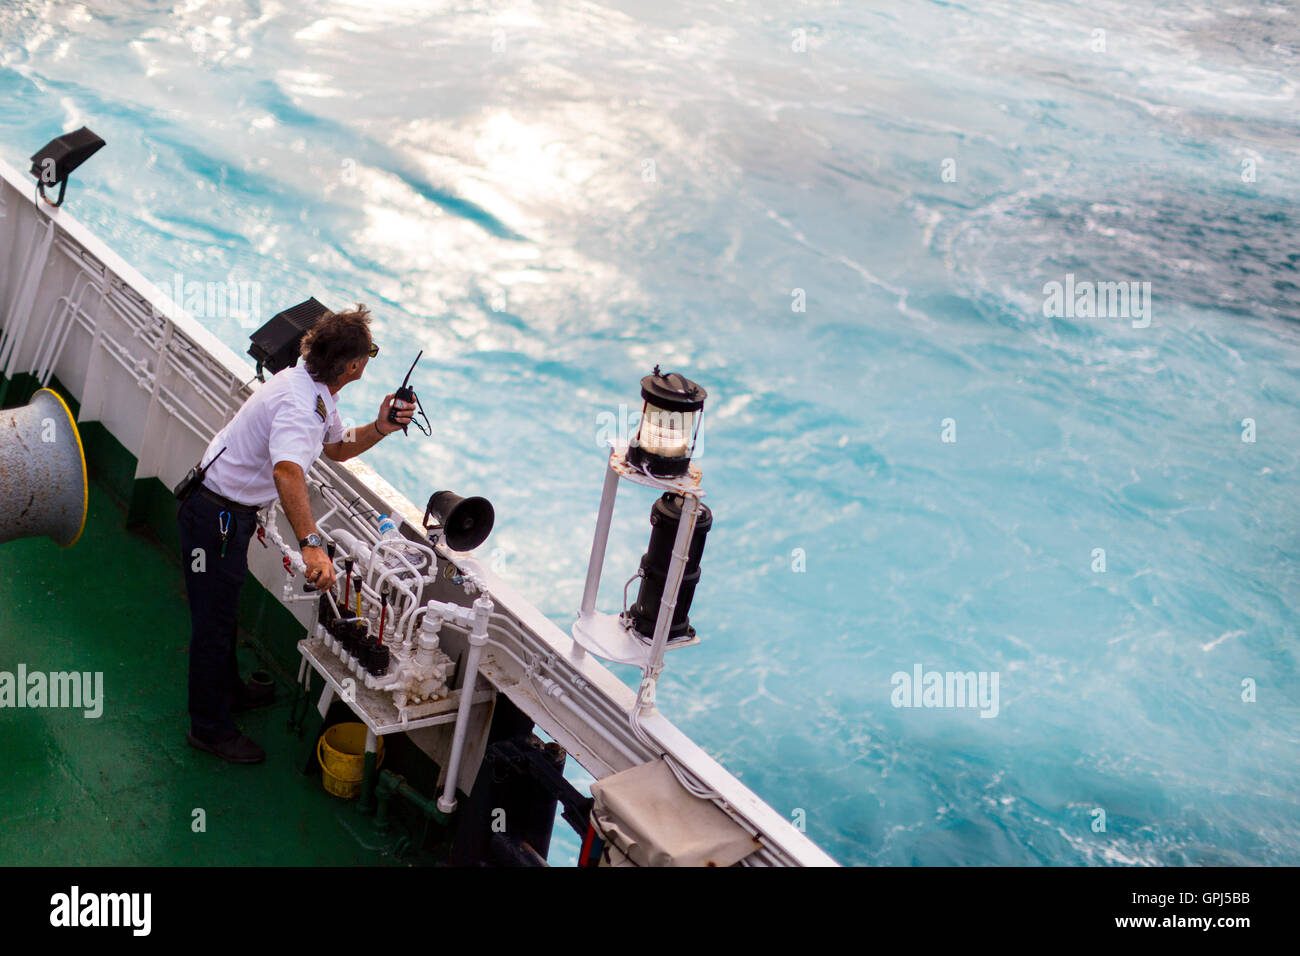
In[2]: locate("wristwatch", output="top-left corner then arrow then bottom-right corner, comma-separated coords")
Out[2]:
299,533 -> 323,550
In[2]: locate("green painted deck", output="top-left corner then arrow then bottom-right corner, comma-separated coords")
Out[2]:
0,375 -> 409,865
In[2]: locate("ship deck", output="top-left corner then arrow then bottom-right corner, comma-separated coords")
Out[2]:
0,398 -> 395,865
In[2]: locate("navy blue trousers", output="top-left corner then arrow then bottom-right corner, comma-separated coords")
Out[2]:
177,492 -> 257,742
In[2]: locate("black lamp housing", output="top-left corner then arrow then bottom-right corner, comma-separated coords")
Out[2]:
628,493 -> 713,642
625,365 -> 707,478
248,297 -> 330,380
30,126 -> 106,207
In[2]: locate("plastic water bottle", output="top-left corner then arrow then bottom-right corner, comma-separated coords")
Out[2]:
375,514 -> 425,577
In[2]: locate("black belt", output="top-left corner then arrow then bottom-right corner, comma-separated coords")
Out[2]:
198,483 -> 260,514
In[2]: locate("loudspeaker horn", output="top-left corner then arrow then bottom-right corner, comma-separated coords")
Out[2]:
422,490 -> 494,552
0,388 -> 88,547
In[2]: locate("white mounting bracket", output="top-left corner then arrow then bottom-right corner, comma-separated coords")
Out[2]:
571,442 -> 704,673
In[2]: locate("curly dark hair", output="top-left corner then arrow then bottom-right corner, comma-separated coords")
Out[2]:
300,304 -> 372,384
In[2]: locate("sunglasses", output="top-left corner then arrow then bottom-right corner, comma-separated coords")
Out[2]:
367,343 -> 379,358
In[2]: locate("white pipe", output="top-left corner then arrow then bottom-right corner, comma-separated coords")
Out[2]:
282,590 -> 325,604
479,612 -> 652,766
371,576 -> 418,633
394,594 -> 424,648
366,535 -> 427,583
318,483 -> 382,546
437,595 -> 493,814
260,504 -> 307,601
367,539 -> 428,640
372,556 -> 422,601
525,670 -> 645,767
374,578 -> 419,646
578,462 -> 620,617
34,274 -> 92,385
156,389 -> 221,445
262,503 -> 292,551
405,604 -> 435,650
90,327 -> 151,388
314,498 -> 343,530
66,297 -> 229,437
329,528 -> 372,568
378,537 -> 436,638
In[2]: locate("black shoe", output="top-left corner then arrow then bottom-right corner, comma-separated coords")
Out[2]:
187,731 -> 266,764
232,672 -> 276,713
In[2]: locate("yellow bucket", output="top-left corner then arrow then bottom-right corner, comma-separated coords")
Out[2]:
317,723 -> 384,799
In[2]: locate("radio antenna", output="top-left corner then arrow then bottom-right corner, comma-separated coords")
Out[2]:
400,350 -> 422,389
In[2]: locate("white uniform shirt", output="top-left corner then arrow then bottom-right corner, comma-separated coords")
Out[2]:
200,364 -> 344,508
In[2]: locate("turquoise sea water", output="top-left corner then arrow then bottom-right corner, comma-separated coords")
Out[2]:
2,0 -> 1298,866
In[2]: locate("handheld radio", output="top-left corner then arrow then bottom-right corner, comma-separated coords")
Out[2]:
388,350 -> 423,436
173,446 -> 227,502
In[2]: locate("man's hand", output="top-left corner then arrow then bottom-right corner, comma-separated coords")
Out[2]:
376,393 -> 415,435
303,546 -> 336,592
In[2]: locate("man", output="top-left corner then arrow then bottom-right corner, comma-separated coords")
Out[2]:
177,304 -> 414,763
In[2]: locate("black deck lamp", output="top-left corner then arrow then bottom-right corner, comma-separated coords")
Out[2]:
625,365 -> 707,478
29,126 -> 106,207
248,297 -> 330,380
